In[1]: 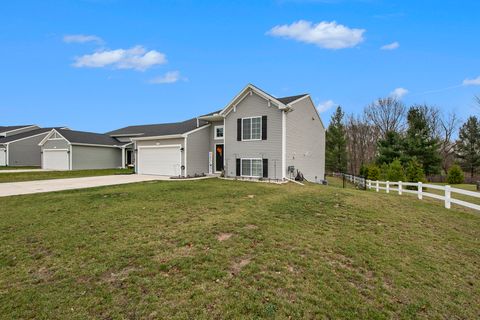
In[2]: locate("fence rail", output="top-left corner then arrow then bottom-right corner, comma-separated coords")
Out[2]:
366,179 -> 480,212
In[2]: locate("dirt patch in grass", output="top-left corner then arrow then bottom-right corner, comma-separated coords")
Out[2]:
230,257 -> 251,276
101,266 -> 138,284
217,233 -> 233,241
244,224 -> 258,230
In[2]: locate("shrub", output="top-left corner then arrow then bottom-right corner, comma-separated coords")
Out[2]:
447,165 -> 464,184
380,163 -> 389,180
387,159 -> 405,181
367,164 -> 381,181
405,158 -> 426,190
359,164 -> 368,178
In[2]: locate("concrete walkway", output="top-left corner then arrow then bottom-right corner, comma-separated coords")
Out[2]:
0,169 -> 49,173
0,174 -> 210,197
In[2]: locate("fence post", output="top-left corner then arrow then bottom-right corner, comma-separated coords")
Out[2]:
376,180 -> 379,192
386,181 -> 390,193
398,181 -> 402,195
418,182 -> 423,200
445,185 -> 451,209
367,180 -> 371,189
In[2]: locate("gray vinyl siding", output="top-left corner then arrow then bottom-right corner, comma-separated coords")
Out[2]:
42,139 -> 69,150
285,97 -> 326,182
186,127 -> 210,176
72,145 -> 122,170
135,138 -> 185,175
7,133 -> 49,166
224,92 -> 283,179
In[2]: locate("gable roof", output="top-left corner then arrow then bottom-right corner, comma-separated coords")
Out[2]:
0,125 -> 37,134
277,94 -> 308,105
57,129 -> 125,146
107,118 -> 209,138
0,127 -> 60,144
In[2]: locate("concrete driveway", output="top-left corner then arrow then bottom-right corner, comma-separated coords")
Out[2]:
0,174 -> 173,197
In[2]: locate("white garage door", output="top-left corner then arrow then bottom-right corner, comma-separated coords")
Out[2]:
43,149 -> 69,170
138,146 -> 181,176
0,148 -> 6,166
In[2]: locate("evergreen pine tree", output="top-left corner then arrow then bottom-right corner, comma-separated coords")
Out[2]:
403,106 -> 441,175
325,106 -> 348,173
456,116 -> 480,178
376,131 -> 404,165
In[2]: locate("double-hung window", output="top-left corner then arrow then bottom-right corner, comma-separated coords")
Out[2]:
242,117 -> 261,141
214,125 -> 224,139
241,158 -> 262,177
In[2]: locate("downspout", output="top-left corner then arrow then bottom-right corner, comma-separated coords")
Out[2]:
281,110 -> 286,180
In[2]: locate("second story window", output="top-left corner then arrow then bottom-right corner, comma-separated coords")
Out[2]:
242,117 -> 261,141
214,125 -> 224,139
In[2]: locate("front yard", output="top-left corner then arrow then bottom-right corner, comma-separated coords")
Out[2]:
0,179 -> 478,319
0,168 -> 133,183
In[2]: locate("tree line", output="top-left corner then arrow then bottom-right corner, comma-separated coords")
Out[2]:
325,96 -> 480,184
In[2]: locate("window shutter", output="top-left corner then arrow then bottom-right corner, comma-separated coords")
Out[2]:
236,158 -> 241,176
262,159 -> 268,178
262,116 -> 267,140
237,119 -> 242,141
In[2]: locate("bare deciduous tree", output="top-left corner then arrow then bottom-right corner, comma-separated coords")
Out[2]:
439,112 -> 460,173
364,97 -> 406,137
345,114 -> 380,174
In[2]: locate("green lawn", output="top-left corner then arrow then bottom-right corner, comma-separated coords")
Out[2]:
0,166 -> 40,170
0,168 -> 134,183
0,178 -> 479,319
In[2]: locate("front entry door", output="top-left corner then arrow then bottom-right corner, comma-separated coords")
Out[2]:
215,144 -> 224,172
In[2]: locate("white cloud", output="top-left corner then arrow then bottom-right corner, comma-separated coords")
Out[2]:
267,20 -> 365,49
317,100 -> 336,112
390,87 -> 408,99
149,71 -> 184,84
73,46 -> 167,71
63,34 -> 103,44
381,41 -> 399,50
463,76 -> 480,86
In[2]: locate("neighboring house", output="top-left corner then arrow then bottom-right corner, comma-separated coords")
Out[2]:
111,84 -> 325,181
38,129 -> 131,170
0,125 -> 39,137
0,127 -> 60,167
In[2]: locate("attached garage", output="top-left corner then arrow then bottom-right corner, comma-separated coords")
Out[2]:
0,148 -> 6,166
43,149 -> 69,170
39,129 -> 127,170
137,145 -> 182,176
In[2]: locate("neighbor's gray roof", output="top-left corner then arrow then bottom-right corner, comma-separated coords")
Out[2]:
107,118 -> 208,138
0,128 -> 60,144
276,94 -> 308,105
0,125 -> 35,133
56,129 -> 126,146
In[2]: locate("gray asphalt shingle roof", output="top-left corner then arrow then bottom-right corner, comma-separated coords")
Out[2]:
56,129 -> 126,146
276,94 -> 308,105
0,125 -> 35,133
0,128 -> 59,144
106,118 -> 208,138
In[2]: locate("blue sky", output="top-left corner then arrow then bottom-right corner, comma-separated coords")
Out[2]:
1,0 -> 479,132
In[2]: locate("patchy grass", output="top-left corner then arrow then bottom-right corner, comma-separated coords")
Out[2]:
0,168 -> 134,183
0,178 -> 478,319
0,166 -> 40,170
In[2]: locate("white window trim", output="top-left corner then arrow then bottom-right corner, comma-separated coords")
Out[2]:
214,125 -> 224,140
241,116 -> 262,141
240,158 -> 263,177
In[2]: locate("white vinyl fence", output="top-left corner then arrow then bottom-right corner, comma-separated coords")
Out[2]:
366,179 -> 480,212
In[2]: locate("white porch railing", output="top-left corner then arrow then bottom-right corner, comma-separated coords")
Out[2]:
366,180 -> 480,212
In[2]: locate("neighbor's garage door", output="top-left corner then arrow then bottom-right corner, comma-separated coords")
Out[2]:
0,148 -> 6,166
43,149 -> 69,170
138,146 -> 181,176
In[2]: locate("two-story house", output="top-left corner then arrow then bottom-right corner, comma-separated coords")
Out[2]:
116,84 -> 326,182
